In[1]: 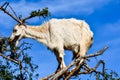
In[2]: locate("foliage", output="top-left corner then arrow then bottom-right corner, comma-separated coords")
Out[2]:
0,61 -> 14,80
30,7 -> 50,18
0,37 -> 39,80
95,69 -> 120,80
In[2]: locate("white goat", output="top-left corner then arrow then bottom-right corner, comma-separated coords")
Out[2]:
9,18 -> 93,70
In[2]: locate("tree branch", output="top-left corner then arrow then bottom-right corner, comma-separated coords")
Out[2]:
0,2 -> 22,24
42,46 -> 108,80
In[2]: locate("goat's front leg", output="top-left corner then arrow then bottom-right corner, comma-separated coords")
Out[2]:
59,52 -> 66,69
54,48 -> 66,71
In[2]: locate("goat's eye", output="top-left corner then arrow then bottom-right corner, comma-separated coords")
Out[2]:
13,29 -> 17,32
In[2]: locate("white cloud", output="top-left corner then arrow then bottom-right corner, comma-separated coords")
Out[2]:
97,19 -> 120,37
0,0 -> 112,28
47,0 -> 111,15
104,20 -> 120,33
1,0 -> 112,16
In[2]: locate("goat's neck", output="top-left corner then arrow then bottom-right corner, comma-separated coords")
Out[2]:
24,25 -> 49,45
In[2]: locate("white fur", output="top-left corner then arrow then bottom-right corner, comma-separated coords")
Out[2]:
9,18 -> 93,70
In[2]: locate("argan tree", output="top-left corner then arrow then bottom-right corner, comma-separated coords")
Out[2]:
0,2 -> 120,80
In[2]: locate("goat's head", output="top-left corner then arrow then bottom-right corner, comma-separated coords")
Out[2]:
9,24 -> 26,46
0,2 -> 49,47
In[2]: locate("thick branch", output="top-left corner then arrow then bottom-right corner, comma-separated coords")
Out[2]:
43,46 -> 108,80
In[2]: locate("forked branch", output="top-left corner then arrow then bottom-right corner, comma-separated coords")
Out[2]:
42,46 -> 108,80
0,2 -> 50,25
0,2 -> 22,24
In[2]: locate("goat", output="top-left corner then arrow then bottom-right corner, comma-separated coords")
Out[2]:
9,18 -> 93,70
0,2 -> 93,71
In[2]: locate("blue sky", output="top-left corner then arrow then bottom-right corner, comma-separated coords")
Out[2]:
0,0 -> 120,79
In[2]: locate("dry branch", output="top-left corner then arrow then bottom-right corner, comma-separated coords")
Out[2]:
0,2 -> 22,24
42,46 -> 108,80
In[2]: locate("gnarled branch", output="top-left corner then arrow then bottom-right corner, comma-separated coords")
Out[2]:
42,46 -> 108,80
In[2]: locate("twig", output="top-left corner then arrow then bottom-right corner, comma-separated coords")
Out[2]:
0,52 -> 19,64
78,60 -> 105,74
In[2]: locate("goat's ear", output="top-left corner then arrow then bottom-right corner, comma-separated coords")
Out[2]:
22,23 -> 27,28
